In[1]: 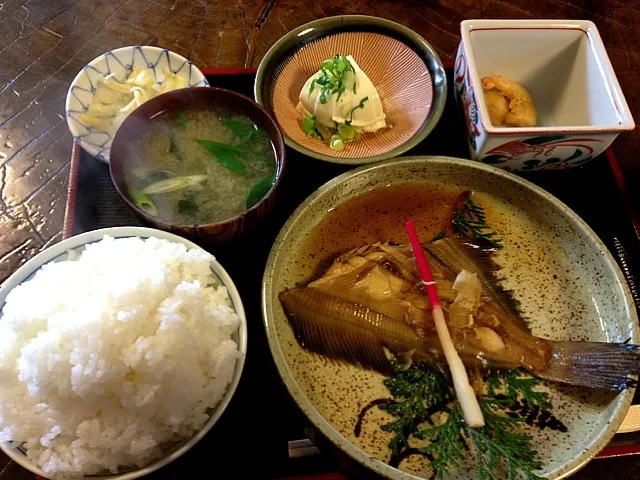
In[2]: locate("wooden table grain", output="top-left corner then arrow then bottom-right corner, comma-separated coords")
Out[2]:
1,1 -> 639,479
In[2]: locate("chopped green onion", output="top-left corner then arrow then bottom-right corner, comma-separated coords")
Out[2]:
308,54 -> 356,104
344,96 -> 369,126
330,135 -> 345,151
301,115 -> 322,139
141,175 -> 207,195
129,190 -> 157,216
337,123 -> 355,141
169,133 -> 180,155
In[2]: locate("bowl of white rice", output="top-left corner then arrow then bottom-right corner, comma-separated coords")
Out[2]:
0,227 -> 247,479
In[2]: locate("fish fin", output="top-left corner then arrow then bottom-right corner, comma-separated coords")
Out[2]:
535,341 -> 640,391
280,288 -> 397,374
457,237 -> 524,318
427,237 -> 530,333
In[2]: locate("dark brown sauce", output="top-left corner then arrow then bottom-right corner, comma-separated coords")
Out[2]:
354,398 -> 397,437
390,448 -> 434,472
298,184 -> 463,280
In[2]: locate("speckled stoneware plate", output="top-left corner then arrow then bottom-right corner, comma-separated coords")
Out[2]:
262,156 -> 639,479
254,16 -> 447,164
65,46 -> 209,163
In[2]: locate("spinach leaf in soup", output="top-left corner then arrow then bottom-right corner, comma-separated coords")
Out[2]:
221,116 -> 256,144
196,140 -> 248,175
243,127 -> 275,166
252,127 -> 271,147
246,175 -> 275,209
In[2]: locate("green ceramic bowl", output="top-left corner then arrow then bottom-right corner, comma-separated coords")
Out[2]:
254,15 -> 447,165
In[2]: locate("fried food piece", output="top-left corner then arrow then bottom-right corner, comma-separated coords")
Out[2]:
482,75 -> 538,127
483,89 -> 509,127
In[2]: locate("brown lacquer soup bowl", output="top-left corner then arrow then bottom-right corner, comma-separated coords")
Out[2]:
110,87 -> 286,245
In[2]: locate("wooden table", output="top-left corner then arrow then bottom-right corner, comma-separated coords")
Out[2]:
1,1 -> 639,479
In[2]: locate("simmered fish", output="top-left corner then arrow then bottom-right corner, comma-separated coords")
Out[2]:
280,237 -> 640,391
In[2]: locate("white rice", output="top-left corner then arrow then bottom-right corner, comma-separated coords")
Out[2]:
0,236 -> 241,478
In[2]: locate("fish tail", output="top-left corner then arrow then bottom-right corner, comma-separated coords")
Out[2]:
535,341 -> 640,391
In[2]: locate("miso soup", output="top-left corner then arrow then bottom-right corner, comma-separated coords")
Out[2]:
125,109 -> 277,224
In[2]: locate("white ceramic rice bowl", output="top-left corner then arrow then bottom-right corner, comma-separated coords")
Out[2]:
0,227 -> 247,480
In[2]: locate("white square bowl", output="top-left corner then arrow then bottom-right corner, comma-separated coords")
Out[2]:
455,19 -> 635,171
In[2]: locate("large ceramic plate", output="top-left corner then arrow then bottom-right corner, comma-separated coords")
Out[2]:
262,156 -> 638,479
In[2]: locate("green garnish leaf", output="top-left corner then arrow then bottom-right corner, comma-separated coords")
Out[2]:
174,111 -> 187,127
453,194 -> 503,249
344,96 -> 369,126
301,115 -> 322,139
221,117 -> 256,144
196,139 -> 248,175
246,175 -> 275,209
486,370 -> 551,410
375,363 -> 548,480
433,192 -> 503,249
129,189 -> 157,216
379,361 -> 452,455
195,139 -> 248,154
308,54 -> 356,104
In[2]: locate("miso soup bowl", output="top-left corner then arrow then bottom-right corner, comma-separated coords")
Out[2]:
455,19 -> 635,171
109,87 -> 286,244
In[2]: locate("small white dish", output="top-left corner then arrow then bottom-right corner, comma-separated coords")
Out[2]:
65,46 -> 209,163
455,20 -> 635,171
0,227 -> 247,480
